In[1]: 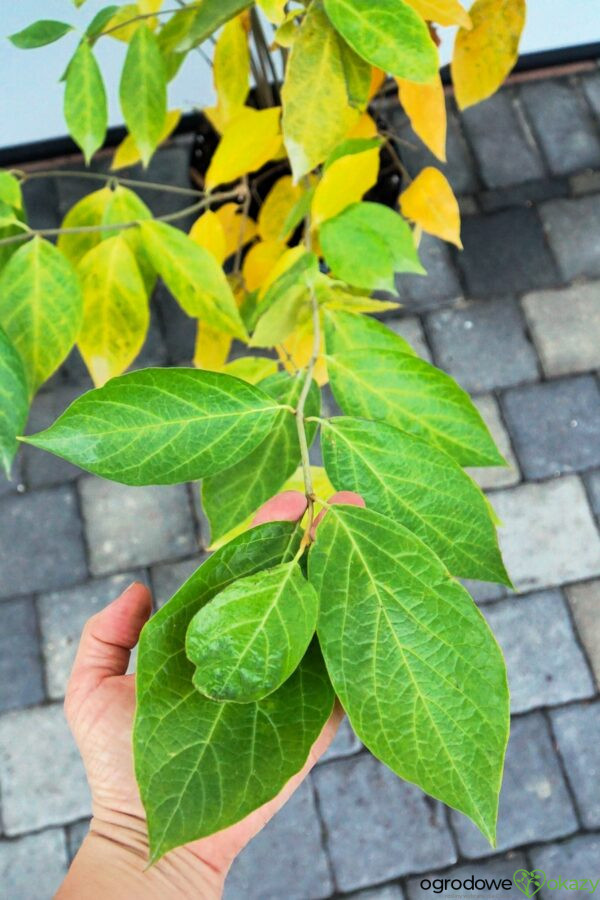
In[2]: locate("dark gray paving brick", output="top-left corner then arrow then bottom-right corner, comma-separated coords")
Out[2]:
385,316 -> 432,362
22,385 -> 82,488
582,71 -> 600,118
0,486 -> 87,598
0,454 -> 24,497
540,195 -> 600,281
531,834 -> 600,899
458,208 -> 558,297
396,234 -> 462,313
483,591 -> 595,713
479,177 -> 568,213
21,176 -> 61,230
0,828 -> 68,900
150,556 -> 204,608
406,851 -> 527,900
313,754 -> 456,891
566,580 -> 600,687
66,818 -> 91,862
550,700 -> 600,828
450,713 -> 578,858
223,781 -> 332,900
0,597 -> 44,712
319,716 -> 362,763
570,170 -> 600,196
501,376 -> 600,479
520,79 -> 600,175
80,477 -> 196,575
466,394 -> 520,491
461,90 -> 545,188
426,297 -> 538,393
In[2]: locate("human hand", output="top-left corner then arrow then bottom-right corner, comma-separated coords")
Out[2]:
58,490 -> 363,899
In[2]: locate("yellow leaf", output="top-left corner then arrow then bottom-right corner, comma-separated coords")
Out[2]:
404,0 -> 472,28
257,0 -> 286,24
193,322 -> 232,371
107,3 -> 160,41
111,109 -> 181,170
243,240 -> 287,292
258,176 -> 304,242
312,146 -> 380,226
138,0 -> 163,14
273,12 -> 301,48
212,15 -> 250,128
278,316 -> 328,386
205,107 -> 283,189
347,112 -> 378,139
315,277 -> 398,314
189,210 -> 227,265
400,167 -> 462,248
78,236 -> 149,387
451,0 -> 526,110
369,68 -> 387,99
222,356 -> 279,384
258,245 -> 306,300
214,203 -> 258,258
397,73 -> 446,162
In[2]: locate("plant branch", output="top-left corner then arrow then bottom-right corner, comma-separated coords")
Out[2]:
98,3 -> 202,38
17,169 -> 204,198
233,176 -> 251,282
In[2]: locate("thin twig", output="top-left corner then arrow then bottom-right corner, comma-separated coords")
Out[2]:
17,169 -> 205,198
98,3 -> 202,38
233,176 -> 252,281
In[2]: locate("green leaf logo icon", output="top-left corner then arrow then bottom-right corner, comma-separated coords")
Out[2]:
514,869 -> 546,898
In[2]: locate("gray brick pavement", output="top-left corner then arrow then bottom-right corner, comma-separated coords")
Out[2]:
531,834 -> 600,899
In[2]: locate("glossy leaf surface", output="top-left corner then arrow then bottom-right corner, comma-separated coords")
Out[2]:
0,327 -> 28,476
64,41 -> 108,163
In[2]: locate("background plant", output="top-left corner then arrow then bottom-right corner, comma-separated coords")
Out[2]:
0,0 -> 526,863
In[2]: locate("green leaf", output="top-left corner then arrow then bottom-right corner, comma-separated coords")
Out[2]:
9,20 -> 73,49
186,561 -> 319,702
86,6 -> 120,39
320,202 -> 425,292
203,372 -> 320,542
324,137 -> 382,170
281,184 -> 316,238
323,0 -> 438,82
222,356 -> 279,385
0,326 -> 28,477
23,368 -> 287,485
327,349 -> 504,466
119,25 -> 167,167
250,253 -> 319,347
0,172 -> 22,211
0,237 -> 83,396
323,307 -> 416,356
178,0 -> 253,51
64,41 -> 108,164
322,417 -> 510,584
134,521 -> 334,860
309,504 -> 509,843
339,39 -> 372,109
140,220 -> 247,340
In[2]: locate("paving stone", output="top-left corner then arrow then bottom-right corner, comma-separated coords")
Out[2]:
466,394 -> 520,491
540,194 -> 600,281
490,477 -> 600,592
479,177 -> 568,212
22,385 -> 82,488
0,454 -> 24,497
450,713 -> 577,858
150,556 -> 204,608
530,834 -> 600,899
396,234 -> 463,313
570,169 -> 600,196
550,700 -> 600,828
0,703 -> 91,834
566,581 -> 600,687
520,79 -> 600,175
406,851 -> 527,900
483,591 -> 595,713
80,478 -> 196,575
585,470 -> 600,519
426,297 -> 538,393
385,316 -> 432,362
581,71 -> 600,118
522,282 -> 600,377
501,376 -> 600,479
66,818 -> 91,862
461,578 -> 506,605
461,90 -> 545,188
354,886 -> 405,899
38,572 -> 142,699
313,754 -> 456,891
0,597 -> 45,712
459,208 -> 558,297
319,716 -> 362,763
223,781 -> 332,900
0,828 -> 68,900
0,486 -> 87,598
21,176 -> 61,230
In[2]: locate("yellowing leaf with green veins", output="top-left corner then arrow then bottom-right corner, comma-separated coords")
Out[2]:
323,0 -> 438,83
259,177 -> 304,242
251,252 -> 319,346
327,349 -> 505,466
119,25 -> 167,166
9,20 -> 73,48
282,1 -> 359,181
0,238 -> 82,397
320,202 -> 425,292
258,0 -> 286,23
193,322 -> 231,371
189,210 -> 227,265
404,0 -> 472,28
215,204 -> 258,258
243,240 -> 287,292
222,356 -> 278,385
397,72 -> 446,161
111,109 -> 181,170
309,504 -> 509,844
211,15 -> 250,128
0,326 -> 28,477
257,245 -> 306,301
323,306 -> 415,356
400,167 -> 462,248
64,42 -> 108,163
273,11 -> 302,48
312,146 -> 380,226
205,108 -> 283,189
0,173 -> 22,211
452,0 -> 526,110
57,188 -> 114,266
321,417 -> 510,583
316,281 -> 397,316
77,236 -> 149,387
24,368 -> 287,484
140,221 -> 247,339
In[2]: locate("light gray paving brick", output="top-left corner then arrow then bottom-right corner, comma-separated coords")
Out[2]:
540,195 -> 600,281
482,591 -> 595,713
66,818 -> 91,862
550,700 -> 600,828
22,385 -> 82,488
386,316 -> 432,362
466,394 -> 520,491
585,470 -> 600,519
319,716 -> 362,763
406,851 -> 527,900
531,833 -> 600,899
522,282 -> 600,377
38,572 -> 141,699
313,754 -> 456,892
566,580 -> 600,687
570,170 -> 600,196
489,477 -> 600,592
151,556 -> 204,607
396,234 -> 462,314
353,885 -> 405,899
80,478 -> 196,575
461,578 -> 506,605
0,704 -> 91,834
0,828 -> 68,900
223,781 -> 332,900
450,713 -> 577,858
